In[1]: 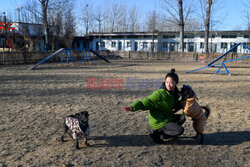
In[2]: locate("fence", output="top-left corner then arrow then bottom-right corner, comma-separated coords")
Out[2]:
0,50 -> 249,65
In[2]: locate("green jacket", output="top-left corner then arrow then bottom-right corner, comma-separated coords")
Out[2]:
130,89 -> 177,130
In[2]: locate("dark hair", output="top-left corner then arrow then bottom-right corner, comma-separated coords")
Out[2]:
160,69 -> 180,99
165,69 -> 179,84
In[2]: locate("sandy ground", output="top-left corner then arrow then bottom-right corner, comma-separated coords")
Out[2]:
0,59 -> 249,167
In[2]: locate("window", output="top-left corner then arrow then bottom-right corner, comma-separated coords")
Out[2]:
127,42 -> 131,47
221,35 -> 237,38
77,41 -> 80,48
163,42 -> 168,48
184,35 -> 194,38
170,43 -> 175,51
143,35 -> 152,38
200,35 -> 204,38
143,42 -> 148,48
221,42 -> 227,49
112,36 -> 122,39
244,35 -> 249,38
183,42 -> 187,49
96,42 -> 99,50
243,43 -> 250,49
111,42 -> 116,48
188,42 -> 194,52
163,35 -> 175,38
200,42 -> 204,49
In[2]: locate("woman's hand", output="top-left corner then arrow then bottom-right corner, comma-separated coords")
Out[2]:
124,106 -> 133,111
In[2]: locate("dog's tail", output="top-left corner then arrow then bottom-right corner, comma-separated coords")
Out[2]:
201,106 -> 210,119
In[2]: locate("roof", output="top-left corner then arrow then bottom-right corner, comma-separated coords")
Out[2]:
88,30 -> 250,37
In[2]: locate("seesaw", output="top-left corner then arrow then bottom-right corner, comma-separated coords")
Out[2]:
186,42 -> 250,75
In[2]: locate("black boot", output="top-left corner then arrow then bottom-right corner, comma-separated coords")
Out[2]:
149,131 -> 165,144
177,114 -> 186,126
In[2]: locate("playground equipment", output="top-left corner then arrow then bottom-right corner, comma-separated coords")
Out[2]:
0,12 -> 16,49
0,22 -> 15,31
186,42 -> 250,75
79,49 -> 111,64
60,48 -> 75,64
79,50 -> 93,65
29,48 -> 110,70
89,49 -> 111,63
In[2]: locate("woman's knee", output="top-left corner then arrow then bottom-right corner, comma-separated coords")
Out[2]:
162,122 -> 184,136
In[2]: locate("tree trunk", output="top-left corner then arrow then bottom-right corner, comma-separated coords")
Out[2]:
41,0 -> 50,50
204,0 -> 212,53
178,0 -> 184,53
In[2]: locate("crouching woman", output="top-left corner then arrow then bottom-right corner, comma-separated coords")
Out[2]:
124,69 -> 185,144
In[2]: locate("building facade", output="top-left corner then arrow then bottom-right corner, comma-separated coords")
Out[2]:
1,21 -> 249,54
89,31 -> 250,54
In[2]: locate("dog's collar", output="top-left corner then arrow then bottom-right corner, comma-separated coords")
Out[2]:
79,121 -> 88,127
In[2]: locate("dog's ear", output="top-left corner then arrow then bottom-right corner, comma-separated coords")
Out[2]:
180,87 -> 190,100
74,113 -> 80,118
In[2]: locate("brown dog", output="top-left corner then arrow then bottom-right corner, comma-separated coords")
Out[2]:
179,85 -> 210,144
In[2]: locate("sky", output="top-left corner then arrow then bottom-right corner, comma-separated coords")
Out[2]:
0,0 -> 249,31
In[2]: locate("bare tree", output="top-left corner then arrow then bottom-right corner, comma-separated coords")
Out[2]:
23,0 -> 41,23
82,0 -> 94,34
62,8 -> 76,48
128,5 -> 140,32
200,0 -> 213,53
147,11 -> 157,32
185,18 -> 203,31
47,1 -> 76,49
94,2 -> 142,33
49,10 -> 63,50
40,0 -> 50,50
242,1 -> 250,30
161,0 -> 194,52
110,2 -> 119,32
198,0 -> 227,53
117,4 -> 128,32
23,0 -> 74,50
94,7 -> 104,32
102,1 -> 110,32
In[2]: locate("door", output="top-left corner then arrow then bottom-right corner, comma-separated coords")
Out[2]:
96,42 -> 99,50
188,42 -> 194,52
134,42 -> 138,51
170,43 -> 175,52
118,42 -> 122,50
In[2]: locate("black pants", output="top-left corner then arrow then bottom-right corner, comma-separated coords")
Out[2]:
149,114 -> 185,143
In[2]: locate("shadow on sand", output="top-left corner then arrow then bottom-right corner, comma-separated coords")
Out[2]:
89,131 -> 250,147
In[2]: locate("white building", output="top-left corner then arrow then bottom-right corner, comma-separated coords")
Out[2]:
89,31 -> 250,54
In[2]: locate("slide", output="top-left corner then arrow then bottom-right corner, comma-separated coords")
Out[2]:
29,48 -> 64,70
89,49 -> 111,63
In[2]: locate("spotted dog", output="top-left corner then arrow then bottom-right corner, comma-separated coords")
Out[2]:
61,111 -> 90,149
